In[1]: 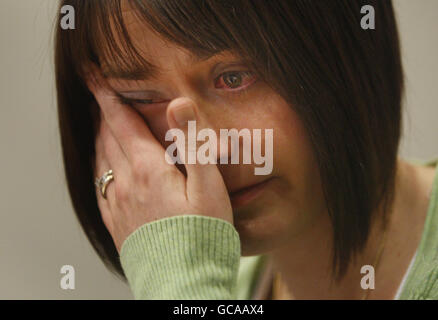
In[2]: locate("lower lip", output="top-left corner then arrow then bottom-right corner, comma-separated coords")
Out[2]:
230,178 -> 273,209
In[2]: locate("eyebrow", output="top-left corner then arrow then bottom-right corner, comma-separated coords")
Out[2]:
101,50 -> 225,80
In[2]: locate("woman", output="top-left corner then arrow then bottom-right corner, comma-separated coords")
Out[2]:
55,0 -> 438,299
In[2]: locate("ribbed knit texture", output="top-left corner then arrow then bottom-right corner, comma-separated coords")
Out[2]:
119,159 -> 438,300
119,215 -> 241,300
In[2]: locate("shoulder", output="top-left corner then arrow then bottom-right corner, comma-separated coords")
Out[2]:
403,259 -> 438,299
399,157 -> 438,299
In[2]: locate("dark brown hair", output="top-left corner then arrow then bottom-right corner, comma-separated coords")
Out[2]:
55,0 -> 404,280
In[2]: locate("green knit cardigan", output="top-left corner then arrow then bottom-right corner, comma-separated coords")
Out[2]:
119,159 -> 438,300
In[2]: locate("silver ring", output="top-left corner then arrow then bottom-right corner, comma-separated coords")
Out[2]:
95,169 -> 114,199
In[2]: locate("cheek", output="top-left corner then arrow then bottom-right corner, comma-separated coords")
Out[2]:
206,89 -> 318,180
271,99 -> 320,191
232,90 -> 321,203
268,98 -> 325,224
275,105 -> 317,179
222,90 -> 315,172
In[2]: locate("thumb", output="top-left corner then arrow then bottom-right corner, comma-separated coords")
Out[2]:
166,98 -> 231,210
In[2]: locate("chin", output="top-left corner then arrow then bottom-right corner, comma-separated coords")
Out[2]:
234,204 -> 297,257
230,176 -> 301,256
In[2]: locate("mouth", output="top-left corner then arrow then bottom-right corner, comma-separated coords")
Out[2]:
229,177 -> 274,209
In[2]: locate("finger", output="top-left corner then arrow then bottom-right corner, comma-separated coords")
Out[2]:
100,110 -> 129,176
166,97 -> 229,200
94,124 -> 114,234
85,63 -> 166,167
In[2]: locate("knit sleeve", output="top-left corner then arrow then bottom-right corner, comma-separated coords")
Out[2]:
119,214 -> 241,300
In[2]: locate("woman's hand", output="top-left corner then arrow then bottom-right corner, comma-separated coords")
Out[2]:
86,66 -> 233,253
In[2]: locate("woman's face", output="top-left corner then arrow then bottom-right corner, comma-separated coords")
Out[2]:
100,3 -> 327,256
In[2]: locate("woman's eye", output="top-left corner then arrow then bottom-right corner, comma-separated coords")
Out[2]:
130,99 -> 154,105
214,71 -> 256,90
117,95 -> 160,107
115,70 -> 257,107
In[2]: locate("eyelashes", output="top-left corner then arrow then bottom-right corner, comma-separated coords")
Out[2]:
115,70 -> 258,107
116,94 -> 153,106
214,71 -> 257,91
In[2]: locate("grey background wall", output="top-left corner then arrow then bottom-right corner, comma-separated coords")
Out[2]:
0,0 -> 437,299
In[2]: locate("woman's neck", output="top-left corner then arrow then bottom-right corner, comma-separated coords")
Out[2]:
268,158 -> 435,299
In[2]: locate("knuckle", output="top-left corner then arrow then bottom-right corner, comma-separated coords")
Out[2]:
132,158 -> 149,179
114,181 -> 129,203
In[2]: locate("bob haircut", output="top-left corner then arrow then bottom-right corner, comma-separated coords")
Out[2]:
55,0 -> 403,281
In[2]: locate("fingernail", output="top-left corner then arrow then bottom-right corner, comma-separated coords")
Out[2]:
172,103 -> 196,127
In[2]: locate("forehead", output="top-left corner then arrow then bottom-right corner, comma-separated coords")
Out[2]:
99,1 -> 212,78
96,3 -> 182,80
94,0 -> 245,82
120,2 -> 182,62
